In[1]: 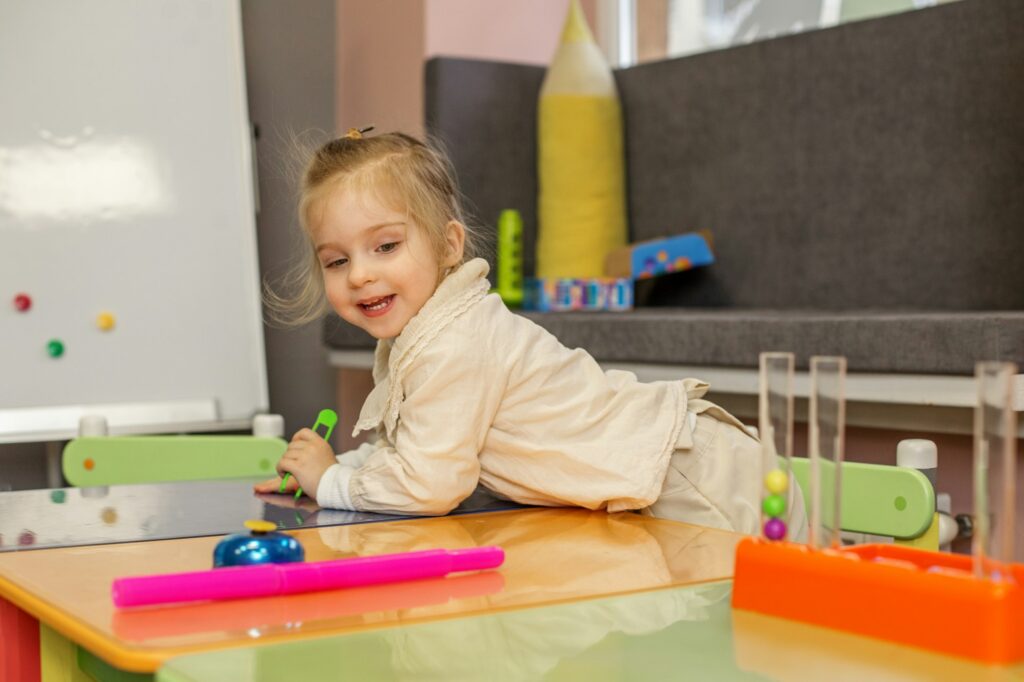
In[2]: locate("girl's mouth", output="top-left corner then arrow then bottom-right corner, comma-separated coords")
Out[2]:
359,295 -> 395,318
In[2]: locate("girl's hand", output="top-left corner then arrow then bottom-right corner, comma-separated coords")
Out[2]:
272,428 -> 336,497
254,492 -> 320,512
253,474 -> 298,494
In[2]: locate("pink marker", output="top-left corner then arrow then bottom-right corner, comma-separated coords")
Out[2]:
112,546 -> 505,608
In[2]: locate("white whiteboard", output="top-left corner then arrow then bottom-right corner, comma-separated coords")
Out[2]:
0,0 -> 268,442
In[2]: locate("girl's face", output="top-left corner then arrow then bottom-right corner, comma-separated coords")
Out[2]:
311,186 -> 464,340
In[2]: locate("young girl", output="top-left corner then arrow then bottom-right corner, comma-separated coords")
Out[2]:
255,128 -> 806,539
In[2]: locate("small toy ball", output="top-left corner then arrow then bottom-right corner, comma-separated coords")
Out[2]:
762,494 -> 786,518
213,519 -> 305,568
764,518 -> 787,541
764,469 -> 788,495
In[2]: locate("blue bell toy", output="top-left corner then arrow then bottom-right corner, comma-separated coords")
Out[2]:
213,519 -> 305,568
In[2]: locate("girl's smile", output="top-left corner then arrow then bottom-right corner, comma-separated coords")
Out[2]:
358,294 -> 395,317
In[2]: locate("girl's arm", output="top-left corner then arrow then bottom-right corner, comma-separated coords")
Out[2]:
338,439 -> 377,468
316,339 -> 503,515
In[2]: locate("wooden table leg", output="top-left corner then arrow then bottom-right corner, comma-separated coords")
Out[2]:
0,596 -> 40,682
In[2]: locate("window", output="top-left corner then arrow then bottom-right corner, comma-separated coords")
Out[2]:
604,0 -> 957,67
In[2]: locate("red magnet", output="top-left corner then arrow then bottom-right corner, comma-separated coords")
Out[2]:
13,293 -> 31,312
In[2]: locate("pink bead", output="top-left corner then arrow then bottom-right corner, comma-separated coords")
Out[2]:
764,518 -> 787,541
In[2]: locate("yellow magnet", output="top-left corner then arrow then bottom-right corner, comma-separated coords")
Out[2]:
96,312 -> 115,331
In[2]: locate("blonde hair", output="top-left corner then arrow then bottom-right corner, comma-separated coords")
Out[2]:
265,131 -> 483,327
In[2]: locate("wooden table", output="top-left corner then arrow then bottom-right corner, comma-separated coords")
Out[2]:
0,478 -> 516,682
0,507 -> 742,680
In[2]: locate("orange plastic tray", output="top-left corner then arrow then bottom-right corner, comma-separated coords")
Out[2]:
732,538 -> 1024,663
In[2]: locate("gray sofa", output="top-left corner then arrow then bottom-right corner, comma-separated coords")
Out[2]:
325,0 -> 1024,375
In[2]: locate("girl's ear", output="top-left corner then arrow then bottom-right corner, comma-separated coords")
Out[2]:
442,220 -> 466,267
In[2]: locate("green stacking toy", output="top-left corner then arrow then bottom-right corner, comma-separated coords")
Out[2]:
496,209 -> 524,307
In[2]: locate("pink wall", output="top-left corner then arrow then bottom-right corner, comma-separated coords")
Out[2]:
425,0 -> 597,65
336,0 -> 427,136
335,0 -> 601,137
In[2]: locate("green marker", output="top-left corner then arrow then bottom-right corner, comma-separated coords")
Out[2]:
280,409 -> 338,500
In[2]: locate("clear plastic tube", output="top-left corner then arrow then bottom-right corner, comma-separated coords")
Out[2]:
809,356 -> 846,550
973,361 -> 1018,580
758,352 -> 795,541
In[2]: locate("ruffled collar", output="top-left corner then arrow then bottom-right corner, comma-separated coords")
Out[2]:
353,258 -> 491,439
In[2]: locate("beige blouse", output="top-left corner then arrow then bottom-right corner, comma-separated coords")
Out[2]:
315,258 -> 692,515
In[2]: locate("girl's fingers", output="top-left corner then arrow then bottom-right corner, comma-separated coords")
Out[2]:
263,454 -> 300,491
281,448 -> 306,464
291,428 -> 316,443
275,444 -> 312,480
253,476 -> 282,493
284,441 -> 313,458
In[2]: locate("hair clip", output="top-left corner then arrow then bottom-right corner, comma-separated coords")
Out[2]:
344,126 -> 375,140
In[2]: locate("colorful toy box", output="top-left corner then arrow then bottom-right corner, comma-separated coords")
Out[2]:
523,277 -> 633,312
604,231 -> 714,279
519,231 -> 710,312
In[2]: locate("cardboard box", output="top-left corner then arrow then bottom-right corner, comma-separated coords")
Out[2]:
604,231 -> 714,280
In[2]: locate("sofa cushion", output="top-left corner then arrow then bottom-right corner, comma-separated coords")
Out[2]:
325,310 -> 1024,375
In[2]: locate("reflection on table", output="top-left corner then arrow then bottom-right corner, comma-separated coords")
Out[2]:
158,581 -> 1024,682
0,480 -> 519,552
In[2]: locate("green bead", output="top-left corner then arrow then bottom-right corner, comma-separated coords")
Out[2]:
762,494 -> 786,518
50,490 -> 66,504
47,339 -> 64,358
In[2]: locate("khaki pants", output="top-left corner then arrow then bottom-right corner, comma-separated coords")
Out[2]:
645,383 -> 808,541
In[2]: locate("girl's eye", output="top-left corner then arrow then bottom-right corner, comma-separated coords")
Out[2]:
325,258 -> 347,269
378,241 -> 400,254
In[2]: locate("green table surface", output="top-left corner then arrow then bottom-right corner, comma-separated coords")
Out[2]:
157,581 -> 1024,682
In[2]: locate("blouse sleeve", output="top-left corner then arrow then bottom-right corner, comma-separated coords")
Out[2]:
336,439 -> 377,468
315,339 -> 504,515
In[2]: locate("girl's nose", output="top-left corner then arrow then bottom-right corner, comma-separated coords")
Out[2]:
347,259 -> 376,287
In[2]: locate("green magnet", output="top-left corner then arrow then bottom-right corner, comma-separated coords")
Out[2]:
47,339 -> 64,358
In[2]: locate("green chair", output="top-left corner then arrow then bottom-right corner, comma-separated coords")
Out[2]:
61,414 -> 288,487
790,457 -> 937,549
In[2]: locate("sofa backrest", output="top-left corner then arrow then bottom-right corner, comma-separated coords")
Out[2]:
425,0 -> 1024,311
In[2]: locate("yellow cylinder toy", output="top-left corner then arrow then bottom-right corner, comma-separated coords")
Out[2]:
537,0 -> 628,278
